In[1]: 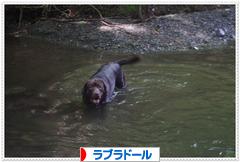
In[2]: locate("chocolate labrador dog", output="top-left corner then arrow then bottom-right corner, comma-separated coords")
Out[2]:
82,56 -> 140,106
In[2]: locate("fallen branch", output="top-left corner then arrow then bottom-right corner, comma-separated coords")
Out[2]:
18,7 -> 23,28
89,5 -> 104,19
53,5 -> 70,18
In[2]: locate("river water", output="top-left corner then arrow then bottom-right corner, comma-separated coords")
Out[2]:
5,37 -> 235,157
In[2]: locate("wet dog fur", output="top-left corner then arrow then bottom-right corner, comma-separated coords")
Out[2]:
82,56 -> 140,107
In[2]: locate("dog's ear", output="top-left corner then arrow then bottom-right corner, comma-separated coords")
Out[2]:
82,81 -> 91,103
82,83 -> 87,103
99,81 -> 107,103
82,82 -> 88,95
82,80 -> 94,93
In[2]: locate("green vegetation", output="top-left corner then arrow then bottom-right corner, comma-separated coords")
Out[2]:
119,5 -> 139,17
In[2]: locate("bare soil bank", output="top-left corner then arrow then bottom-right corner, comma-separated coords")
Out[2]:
21,7 -> 235,54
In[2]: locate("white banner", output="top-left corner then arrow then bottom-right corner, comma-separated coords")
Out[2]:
80,147 -> 160,161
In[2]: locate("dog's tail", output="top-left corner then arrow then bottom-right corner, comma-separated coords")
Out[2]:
116,55 -> 140,66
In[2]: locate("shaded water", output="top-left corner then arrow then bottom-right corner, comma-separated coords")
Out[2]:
5,37 -> 235,157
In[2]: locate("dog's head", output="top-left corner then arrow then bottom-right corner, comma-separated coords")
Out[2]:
82,79 -> 106,106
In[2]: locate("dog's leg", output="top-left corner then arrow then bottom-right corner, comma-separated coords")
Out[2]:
116,70 -> 127,89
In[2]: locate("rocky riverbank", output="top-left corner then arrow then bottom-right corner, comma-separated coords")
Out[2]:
24,6 -> 235,54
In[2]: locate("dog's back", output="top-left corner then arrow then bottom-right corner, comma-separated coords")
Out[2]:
92,63 -> 120,80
